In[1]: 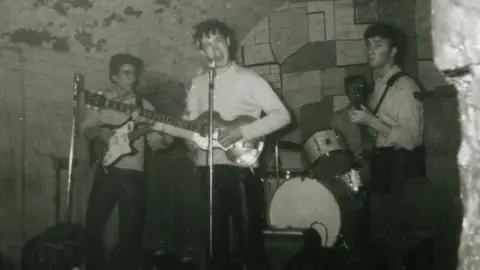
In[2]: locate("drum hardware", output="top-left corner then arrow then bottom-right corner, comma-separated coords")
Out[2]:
335,168 -> 363,193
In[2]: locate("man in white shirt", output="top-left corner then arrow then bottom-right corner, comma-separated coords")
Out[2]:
350,23 -> 426,270
184,19 -> 291,270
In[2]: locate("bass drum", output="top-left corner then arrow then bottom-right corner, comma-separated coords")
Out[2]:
267,176 -> 361,247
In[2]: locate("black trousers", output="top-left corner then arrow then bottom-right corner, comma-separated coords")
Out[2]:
198,165 -> 270,270
85,167 -> 146,270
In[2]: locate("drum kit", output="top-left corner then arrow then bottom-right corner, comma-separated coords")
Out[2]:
262,129 -> 365,248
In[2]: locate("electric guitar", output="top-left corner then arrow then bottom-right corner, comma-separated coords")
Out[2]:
84,90 -> 265,166
351,80 -> 376,159
89,120 -> 155,167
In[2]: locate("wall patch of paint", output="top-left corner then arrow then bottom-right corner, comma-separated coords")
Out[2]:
102,13 -> 127,27
124,7 -> 143,18
3,29 -> 69,52
52,0 -> 94,16
74,30 -> 106,52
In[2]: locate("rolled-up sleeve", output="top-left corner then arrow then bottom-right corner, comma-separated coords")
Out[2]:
239,75 -> 291,140
385,78 -> 423,150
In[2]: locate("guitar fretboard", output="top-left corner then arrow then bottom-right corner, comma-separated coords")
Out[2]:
105,99 -> 202,133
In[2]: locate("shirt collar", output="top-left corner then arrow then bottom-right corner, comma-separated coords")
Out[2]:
375,65 -> 401,87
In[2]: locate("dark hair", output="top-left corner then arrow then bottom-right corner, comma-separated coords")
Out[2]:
109,53 -> 144,83
363,23 -> 407,66
21,223 -> 86,270
192,19 -> 236,57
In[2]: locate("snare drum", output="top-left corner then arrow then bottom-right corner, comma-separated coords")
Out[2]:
304,130 -> 354,179
267,176 -> 360,247
304,130 -> 347,163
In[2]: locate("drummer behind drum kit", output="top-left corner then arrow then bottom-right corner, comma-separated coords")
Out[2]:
263,129 -> 364,249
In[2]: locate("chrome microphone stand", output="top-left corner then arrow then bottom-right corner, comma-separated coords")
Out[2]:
207,61 -> 216,262
66,73 -> 83,222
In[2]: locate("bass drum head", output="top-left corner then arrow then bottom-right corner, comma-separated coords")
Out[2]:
268,177 -> 341,247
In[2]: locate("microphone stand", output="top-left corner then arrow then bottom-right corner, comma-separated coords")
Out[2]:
66,73 -> 83,222
207,61 -> 216,264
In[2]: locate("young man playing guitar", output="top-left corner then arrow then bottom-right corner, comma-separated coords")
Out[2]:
184,19 -> 291,270
349,23 -> 425,270
80,53 -> 173,270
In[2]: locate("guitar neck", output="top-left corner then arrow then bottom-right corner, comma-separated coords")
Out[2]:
103,99 -> 201,140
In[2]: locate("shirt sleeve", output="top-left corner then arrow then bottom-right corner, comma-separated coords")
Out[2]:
239,74 -> 291,140
79,106 -> 101,140
385,77 -> 423,150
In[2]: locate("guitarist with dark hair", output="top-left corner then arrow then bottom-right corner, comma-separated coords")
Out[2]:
80,53 -> 173,270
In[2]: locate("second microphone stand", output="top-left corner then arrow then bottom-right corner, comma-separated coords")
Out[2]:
207,61 -> 216,263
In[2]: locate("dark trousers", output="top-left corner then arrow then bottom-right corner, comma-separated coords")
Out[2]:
198,165 -> 270,270
366,147 -> 431,270
85,167 -> 146,270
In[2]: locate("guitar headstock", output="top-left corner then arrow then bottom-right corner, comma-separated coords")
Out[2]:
84,91 -> 107,111
351,79 -> 365,110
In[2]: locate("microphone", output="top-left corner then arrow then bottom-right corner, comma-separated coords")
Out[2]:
208,61 -> 216,88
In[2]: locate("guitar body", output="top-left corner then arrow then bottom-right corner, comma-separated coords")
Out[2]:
189,111 -> 265,165
90,119 -> 151,167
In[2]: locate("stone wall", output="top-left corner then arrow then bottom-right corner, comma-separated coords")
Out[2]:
431,0 -> 480,269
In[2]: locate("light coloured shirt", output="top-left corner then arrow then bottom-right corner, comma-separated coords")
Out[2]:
330,105 -> 363,157
183,62 -> 291,167
80,87 -> 156,172
368,66 -> 424,150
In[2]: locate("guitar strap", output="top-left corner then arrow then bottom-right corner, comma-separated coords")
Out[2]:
373,71 -> 408,115
359,71 -> 407,158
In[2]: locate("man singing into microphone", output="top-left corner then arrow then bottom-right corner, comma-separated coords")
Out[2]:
183,19 -> 291,270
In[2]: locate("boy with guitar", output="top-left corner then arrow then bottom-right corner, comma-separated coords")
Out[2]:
80,53 -> 173,270
184,19 -> 291,270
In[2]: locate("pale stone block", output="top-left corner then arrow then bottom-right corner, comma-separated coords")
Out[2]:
262,73 -> 281,84
250,65 -> 271,75
336,40 -> 367,66
333,95 -> 350,111
254,17 -> 270,32
270,8 -> 309,63
289,2 -> 307,9
255,30 -> 270,44
270,65 -> 280,74
308,13 -> 326,42
243,44 -> 275,65
284,87 -> 323,109
275,3 -> 290,11
335,0 -> 370,40
307,1 -> 335,40
241,31 -> 255,46
418,60 -> 447,91
282,70 -> 323,90
322,68 -> 347,96
272,82 -> 282,90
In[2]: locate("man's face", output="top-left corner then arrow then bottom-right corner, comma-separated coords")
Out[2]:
365,36 -> 397,68
111,64 -> 137,91
199,31 -> 231,67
